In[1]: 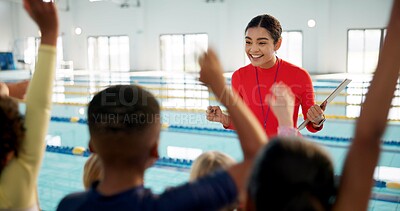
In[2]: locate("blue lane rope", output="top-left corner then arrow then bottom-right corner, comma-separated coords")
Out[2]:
49,116 -> 400,147
45,145 -> 193,170
45,145 -> 397,192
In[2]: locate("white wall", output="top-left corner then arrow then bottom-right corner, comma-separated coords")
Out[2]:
143,0 -> 227,70
2,0 -> 393,73
327,0 -> 392,73
66,0 -> 143,70
0,1 -> 16,51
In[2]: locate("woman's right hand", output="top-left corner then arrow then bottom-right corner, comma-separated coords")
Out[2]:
199,49 -> 231,127
206,106 -> 230,126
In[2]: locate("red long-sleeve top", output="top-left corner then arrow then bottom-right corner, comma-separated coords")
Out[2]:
225,58 -> 322,137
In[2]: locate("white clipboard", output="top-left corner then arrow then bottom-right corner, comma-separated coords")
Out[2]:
297,79 -> 352,130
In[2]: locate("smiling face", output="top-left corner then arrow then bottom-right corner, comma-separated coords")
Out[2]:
245,27 -> 281,69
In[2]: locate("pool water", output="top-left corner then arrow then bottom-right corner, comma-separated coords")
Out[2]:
9,73 -> 400,210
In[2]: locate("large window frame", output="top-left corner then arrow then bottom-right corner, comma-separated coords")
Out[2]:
346,28 -> 386,74
160,33 -> 208,72
87,35 -> 130,72
23,36 -> 63,71
346,79 -> 400,121
278,30 -> 303,67
345,28 -> 394,119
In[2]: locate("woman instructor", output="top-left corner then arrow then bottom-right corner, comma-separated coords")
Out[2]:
206,14 -> 325,137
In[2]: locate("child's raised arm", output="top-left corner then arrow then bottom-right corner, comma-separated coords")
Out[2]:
199,49 -> 267,195
2,0 -> 59,208
334,1 -> 400,210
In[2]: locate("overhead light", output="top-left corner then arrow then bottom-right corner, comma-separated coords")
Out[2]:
75,27 -> 82,35
308,19 -> 316,28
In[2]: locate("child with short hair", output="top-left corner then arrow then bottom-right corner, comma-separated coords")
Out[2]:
57,48 -> 267,210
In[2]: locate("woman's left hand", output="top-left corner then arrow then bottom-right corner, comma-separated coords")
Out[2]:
307,101 -> 327,127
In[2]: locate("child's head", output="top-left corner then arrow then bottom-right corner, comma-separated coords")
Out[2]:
190,151 -> 237,211
83,154 -> 103,189
190,151 -> 235,181
88,85 -> 161,170
0,96 -> 25,174
248,137 -> 335,211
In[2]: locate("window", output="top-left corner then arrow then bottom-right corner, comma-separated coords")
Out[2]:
24,37 -> 39,67
347,29 -> 385,73
277,31 -> 303,67
160,35 -> 184,71
389,87 -> 400,120
346,79 -> 400,120
345,29 -> 398,119
244,31 -> 303,67
345,80 -> 367,119
159,82 -> 210,110
87,36 -> 130,71
160,33 -> 208,72
23,36 -> 63,72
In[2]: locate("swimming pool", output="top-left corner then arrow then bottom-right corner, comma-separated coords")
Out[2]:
39,124 -> 400,210
12,73 -> 400,210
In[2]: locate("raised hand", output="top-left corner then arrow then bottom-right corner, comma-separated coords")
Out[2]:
200,49 -> 233,127
23,0 -> 58,46
199,49 -> 226,94
333,1 -> 400,210
265,82 -> 295,127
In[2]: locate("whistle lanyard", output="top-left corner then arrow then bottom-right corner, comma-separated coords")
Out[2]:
255,56 -> 280,130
